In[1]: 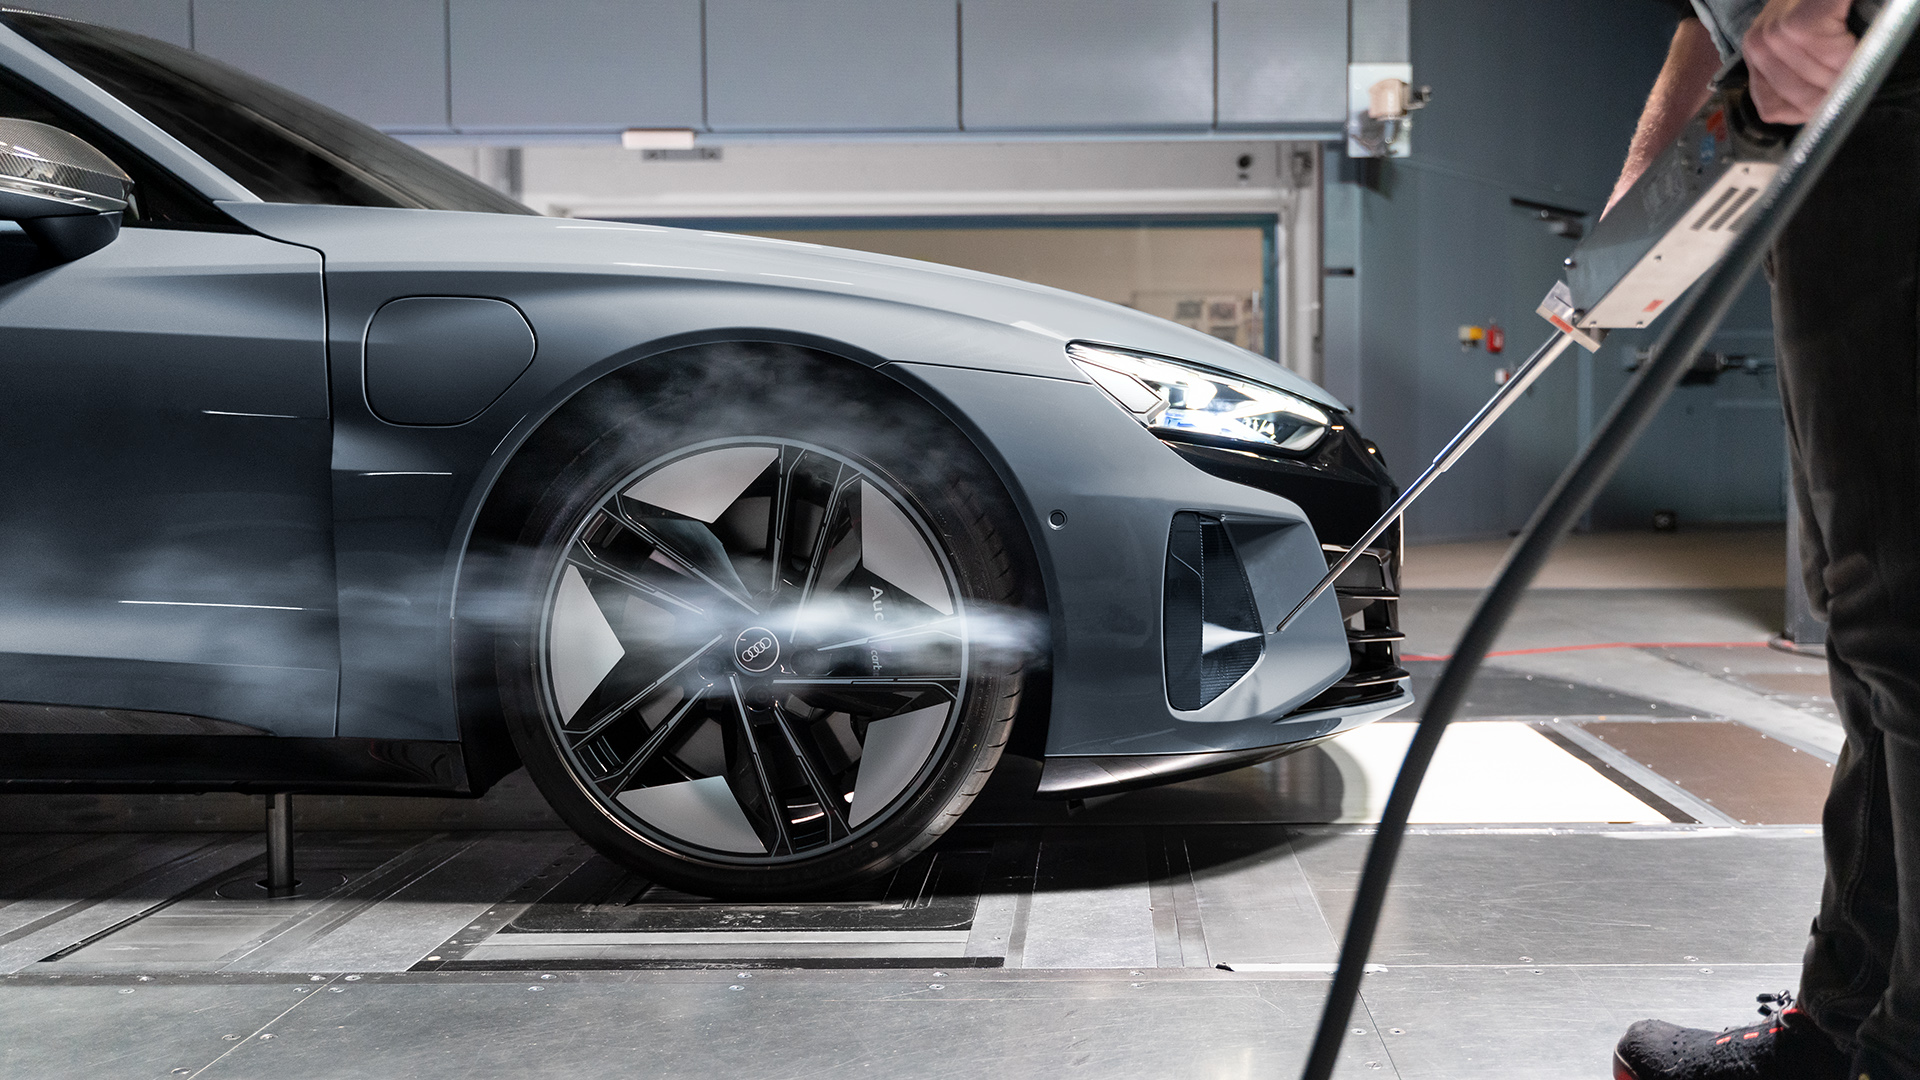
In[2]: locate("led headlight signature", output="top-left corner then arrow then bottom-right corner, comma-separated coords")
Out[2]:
1066,342 -> 1331,453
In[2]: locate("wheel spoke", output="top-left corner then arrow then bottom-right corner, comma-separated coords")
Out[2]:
568,632 -> 724,745
770,676 -> 960,721
771,676 -> 960,700
771,702 -> 850,839
566,547 -> 706,616
848,702 -> 952,827
594,686 -> 710,792
602,502 -> 761,616
789,465 -> 850,635
729,676 -> 794,855
812,617 -> 962,653
767,447 -> 797,598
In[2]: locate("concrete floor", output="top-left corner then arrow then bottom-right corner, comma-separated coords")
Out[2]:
0,530 -> 1842,1079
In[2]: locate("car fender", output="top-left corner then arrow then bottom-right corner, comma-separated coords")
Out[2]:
215,203 -> 1350,766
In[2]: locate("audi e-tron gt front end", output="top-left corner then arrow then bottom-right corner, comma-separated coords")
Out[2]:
0,9 -> 1410,896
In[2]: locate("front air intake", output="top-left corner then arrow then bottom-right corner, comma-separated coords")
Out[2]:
1164,512 -> 1264,710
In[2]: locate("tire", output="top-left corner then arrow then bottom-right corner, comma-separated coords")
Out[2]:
496,349 -> 1029,898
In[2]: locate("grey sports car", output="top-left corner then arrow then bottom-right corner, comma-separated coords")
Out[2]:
0,10 -> 1410,896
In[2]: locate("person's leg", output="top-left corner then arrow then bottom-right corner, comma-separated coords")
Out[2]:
1772,78 -> 1920,1073
1616,71 -> 1920,1080
1795,651 -> 1899,1044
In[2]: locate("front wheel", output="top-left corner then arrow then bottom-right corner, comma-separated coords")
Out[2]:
496,353 -> 1029,898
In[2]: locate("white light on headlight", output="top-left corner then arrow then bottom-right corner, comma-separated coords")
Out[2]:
1066,342 -> 1330,453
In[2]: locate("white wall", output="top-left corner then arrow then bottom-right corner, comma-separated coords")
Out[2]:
426,139 -> 1326,377
444,140 -> 1303,220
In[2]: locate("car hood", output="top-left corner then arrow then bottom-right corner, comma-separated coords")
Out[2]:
218,203 -> 1345,413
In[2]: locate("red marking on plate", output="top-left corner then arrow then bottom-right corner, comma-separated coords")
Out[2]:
1642,298 -> 1664,313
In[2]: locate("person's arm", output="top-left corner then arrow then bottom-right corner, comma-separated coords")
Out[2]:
1607,0 -> 1862,220
1604,18 -> 1722,219
1743,0 -> 1858,124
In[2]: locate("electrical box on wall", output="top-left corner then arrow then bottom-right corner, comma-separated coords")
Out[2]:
1346,62 -> 1428,158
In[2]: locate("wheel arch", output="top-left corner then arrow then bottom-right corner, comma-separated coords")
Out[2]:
448,331 -> 1055,792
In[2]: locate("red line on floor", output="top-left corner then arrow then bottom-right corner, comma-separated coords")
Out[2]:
1401,641 -> 1772,663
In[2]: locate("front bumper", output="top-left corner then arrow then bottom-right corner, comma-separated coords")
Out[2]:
1037,426 -> 1412,798
1167,422 -> 1410,703
890,362 -> 1409,783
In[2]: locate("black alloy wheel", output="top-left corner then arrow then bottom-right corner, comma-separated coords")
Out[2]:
497,352 -> 1030,898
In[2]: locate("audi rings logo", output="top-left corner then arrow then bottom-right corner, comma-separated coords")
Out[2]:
734,627 -> 779,673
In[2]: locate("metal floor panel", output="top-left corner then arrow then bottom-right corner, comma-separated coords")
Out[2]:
1290,828 -> 1825,966
253,832 -> 578,974
1404,659 -> 1697,717
1358,963 -> 1806,1079
0,836 -> 261,974
0,970 -> 1402,1080
1580,720 -> 1836,824
0,823 -> 1830,1078
0,579 -> 1856,1077
1187,828 -> 1338,969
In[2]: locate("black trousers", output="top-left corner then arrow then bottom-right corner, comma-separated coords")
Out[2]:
1775,70 -> 1920,1073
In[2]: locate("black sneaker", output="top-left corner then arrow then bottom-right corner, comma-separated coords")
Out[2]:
1613,992 -> 1849,1080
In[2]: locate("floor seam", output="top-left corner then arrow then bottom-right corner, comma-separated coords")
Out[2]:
213,832 -> 474,972
184,973 -> 342,1079
0,836 -> 230,953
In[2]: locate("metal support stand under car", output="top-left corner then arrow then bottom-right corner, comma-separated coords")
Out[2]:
264,792 -> 296,898
1289,3 -> 1920,1074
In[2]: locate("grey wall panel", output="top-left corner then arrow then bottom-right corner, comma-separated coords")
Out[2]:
193,0 -> 448,131
961,0 -> 1214,130
1413,0 -> 1669,197
450,0 -> 702,132
1218,0 -> 1347,126
14,0 -> 191,47
706,0 -> 956,132
1338,0 -> 1781,541
1351,0 -> 1408,62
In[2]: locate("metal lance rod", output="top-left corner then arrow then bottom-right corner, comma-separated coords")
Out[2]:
1297,2 -> 1920,1077
264,793 -> 296,898
1275,329 -> 1574,632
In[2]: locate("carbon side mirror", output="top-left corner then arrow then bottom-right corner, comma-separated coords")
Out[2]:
0,117 -> 133,263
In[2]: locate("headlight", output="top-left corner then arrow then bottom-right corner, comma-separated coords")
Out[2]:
1066,342 -> 1331,453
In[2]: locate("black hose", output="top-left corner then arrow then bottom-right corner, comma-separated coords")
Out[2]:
1298,4 -> 1920,1076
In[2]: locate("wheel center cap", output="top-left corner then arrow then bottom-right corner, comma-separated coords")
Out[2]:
733,626 -> 780,674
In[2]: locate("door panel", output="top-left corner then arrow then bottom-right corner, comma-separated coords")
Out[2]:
0,228 -> 337,736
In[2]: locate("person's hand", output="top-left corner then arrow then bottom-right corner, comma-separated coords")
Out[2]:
1743,0 -> 1859,124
